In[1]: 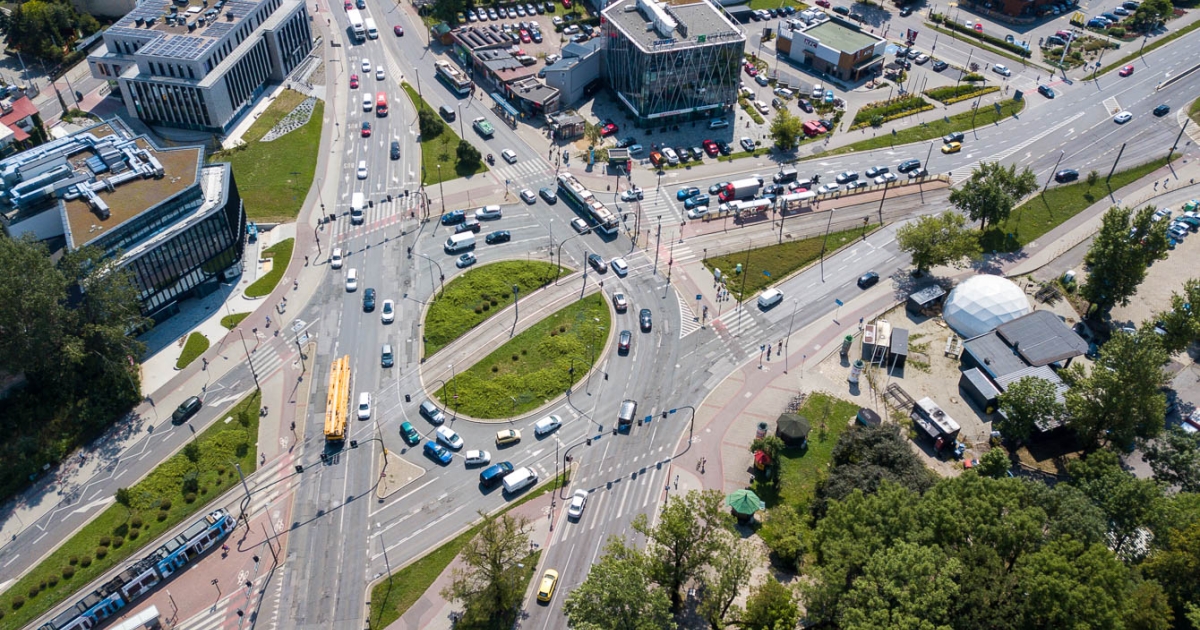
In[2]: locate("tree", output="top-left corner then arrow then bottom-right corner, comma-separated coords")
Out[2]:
0,0 -> 100,63
895,211 -> 982,274
1153,278 -> 1200,354
456,139 -> 481,169
0,234 -> 70,383
770,108 -> 803,151
739,577 -> 799,630
1063,327 -> 1169,450
563,537 -> 675,630
1068,450 -> 1165,561
1081,205 -> 1169,315
632,489 -> 733,612
698,532 -> 756,629
1142,426 -> 1200,493
812,424 -> 935,518
182,442 -> 201,472
947,161 -> 1037,230
115,487 -> 134,519
1123,578 -> 1175,630
417,108 -> 444,139
1013,537 -> 1135,629
1129,0 -> 1172,31
1142,520 -> 1200,628
441,511 -> 532,627
838,541 -> 961,630
583,122 -> 602,147
975,448 -> 1012,479
758,504 -> 809,570
996,375 -> 1064,443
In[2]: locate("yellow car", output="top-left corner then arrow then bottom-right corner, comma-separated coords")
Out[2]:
941,141 -> 962,154
495,429 -> 522,446
537,569 -> 559,602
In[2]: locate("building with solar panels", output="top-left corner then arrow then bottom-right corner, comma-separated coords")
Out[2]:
601,0 -> 744,126
87,0 -> 312,132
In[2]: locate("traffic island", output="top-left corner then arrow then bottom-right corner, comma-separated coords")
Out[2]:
376,451 -> 426,500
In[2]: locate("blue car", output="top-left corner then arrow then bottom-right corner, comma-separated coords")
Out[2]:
424,440 -> 452,465
684,194 -> 710,210
676,186 -> 700,201
441,210 -> 466,225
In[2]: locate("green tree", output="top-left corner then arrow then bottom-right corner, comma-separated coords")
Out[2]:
1123,578 -> 1175,630
996,375 -> 1064,443
563,537 -> 675,630
812,424 -> 935,518
758,504 -> 809,570
698,532 -> 755,629
0,234 -> 69,382
0,0 -> 99,62
584,122 -> 602,147
114,487 -> 134,519
440,511 -> 532,627
739,577 -> 799,630
1142,426 -> 1200,493
1068,450 -> 1165,561
182,442 -> 201,472
895,211 -> 982,274
1129,0 -> 1172,31
770,107 -> 803,151
1081,205 -> 1169,315
456,139 -> 481,170
1142,520 -> 1200,628
417,108 -> 444,140
839,541 -> 960,630
1063,327 -> 1169,450
948,161 -> 1038,230
1153,278 -> 1200,354
749,435 -> 784,463
632,489 -> 733,612
975,448 -> 1012,479
1013,537 -> 1134,629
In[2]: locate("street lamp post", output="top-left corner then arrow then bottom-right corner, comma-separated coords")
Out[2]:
784,299 -> 798,373
414,252 -> 446,297
511,285 -> 520,337
448,364 -> 458,420
436,165 -> 445,214
236,328 -> 261,389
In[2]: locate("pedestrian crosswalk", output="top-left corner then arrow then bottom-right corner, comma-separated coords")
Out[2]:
674,288 -> 702,339
330,193 -> 421,243
638,187 -> 684,225
713,305 -> 770,357
490,160 -> 553,189
173,571 -> 281,630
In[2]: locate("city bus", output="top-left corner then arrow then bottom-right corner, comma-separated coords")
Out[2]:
375,92 -> 388,117
435,60 -> 473,97
556,171 -> 619,235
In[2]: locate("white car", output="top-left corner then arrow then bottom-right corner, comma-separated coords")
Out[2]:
357,160 -> 368,179
345,268 -> 358,291
361,58 -> 371,73
621,187 -> 644,201
817,182 -> 840,194
811,83 -> 824,99
563,24 -> 579,34
330,247 -> 343,269
501,149 -> 518,163
520,189 -> 536,204
357,392 -> 371,420
476,205 -> 503,220
992,64 -> 1011,77
1113,110 -> 1133,124
534,414 -> 562,436
610,257 -> 629,276
381,299 -> 395,324
376,67 -> 385,80
436,426 -> 464,450
566,489 -> 588,519
873,172 -> 898,185
687,206 -> 709,219
464,449 -> 491,466
612,291 -> 629,311
709,118 -> 729,129
661,147 -> 679,165
753,100 -> 770,115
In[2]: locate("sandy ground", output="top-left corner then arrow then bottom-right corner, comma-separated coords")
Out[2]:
1107,215 -> 1200,330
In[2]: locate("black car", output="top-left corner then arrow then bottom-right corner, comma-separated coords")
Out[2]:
1153,104 -> 1171,117
363,287 -> 376,311
618,330 -> 632,353
616,136 -> 637,148
896,46 -> 911,58
172,396 -> 202,424
485,230 -> 512,244
1054,169 -> 1080,183
797,98 -> 814,113
455,219 -> 481,234
639,308 -> 652,332
390,140 -> 401,160
896,59 -> 912,70
849,11 -> 863,21
931,59 -> 949,71
716,141 -> 732,155
897,159 -> 922,173
764,183 -> 786,196
588,253 -> 607,272
441,210 -> 466,225
857,271 -> 880,289
833,5 -> 849,14
943,131 -> 964,144
899,6 -> 913,15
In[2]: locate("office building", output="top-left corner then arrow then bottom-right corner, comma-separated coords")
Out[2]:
0,120 -> 245,321
602,0 -> 744,126
87,0 -> 313,132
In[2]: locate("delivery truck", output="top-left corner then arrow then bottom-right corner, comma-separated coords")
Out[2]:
351,192 -> 364,224
718,177 -> 763,203
347,9 -> 365,42
445,232 -> 476,253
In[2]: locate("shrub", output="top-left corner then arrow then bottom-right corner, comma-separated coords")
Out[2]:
79,555 -> 92,568
490,299 -> 498,306
62,565 -> 75,579
130,515 -> 143,529
201,486 -> 210,495
157,510 -> 169,521
68,556 -> 78,566
185,491 -> 198,503
27,585 -> 40,598
512,354 -> 519,361
492,365 -> 499,372
11,596 -> 25,609
159,499 -> 172,511
481,302 -> 490,311
963,72 -> 985,82
99,535 -> 111,547
112,535 -> 124,548
95,546 -> 108,559
1108,27 -> 1125,37
474,306 -> 483,314
128,529 -> 139,540
47,575 -> 58,587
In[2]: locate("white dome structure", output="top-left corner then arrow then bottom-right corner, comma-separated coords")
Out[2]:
943,275 -> 1031,339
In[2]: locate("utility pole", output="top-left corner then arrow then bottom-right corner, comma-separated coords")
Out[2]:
511,285 -> 520,337
1043,151 -> 1065,194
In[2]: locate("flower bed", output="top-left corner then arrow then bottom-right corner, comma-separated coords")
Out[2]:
849,95 -> 934,130
924,85 -> 1000,105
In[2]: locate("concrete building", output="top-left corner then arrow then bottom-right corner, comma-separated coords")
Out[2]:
543,39 -> 604,107
0,120 -> 245,321
775,15 -> 885,83
0,96 -> 41,152
602,0 -> 744,126
87,0 -> 313,133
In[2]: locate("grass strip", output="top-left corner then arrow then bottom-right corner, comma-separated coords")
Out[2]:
704,224 -> 878,301
207,90 -> 322,223
850,95 -> 935,130
435,294 -> 610,418
1098,19 -> 1200,76
0,391 -> 261,629
827,98 -> 1025,156
424,261 -> 565,356
980,155 -> 1174,252
1190,96 -> 1200,127
925,23 -> 1053,73
244,238 -> 294,298
175,332 -> 210,370
367,471 -> 570,629
221,312 -> 251,330
923,84 -> 1000,105
401,82 -> 488,186
751,392 -> 859,509
739,97 -> 765,125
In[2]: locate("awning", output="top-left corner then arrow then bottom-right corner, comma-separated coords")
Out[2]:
490,92 -> 519,118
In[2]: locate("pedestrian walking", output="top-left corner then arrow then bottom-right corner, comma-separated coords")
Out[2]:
304,255 -> 309,266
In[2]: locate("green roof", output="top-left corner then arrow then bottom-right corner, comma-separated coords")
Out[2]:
805,20 -> 880,54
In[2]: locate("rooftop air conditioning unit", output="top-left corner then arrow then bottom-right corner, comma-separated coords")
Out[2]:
227,11 -> 234,19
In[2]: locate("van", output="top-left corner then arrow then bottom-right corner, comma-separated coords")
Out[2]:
773,168 -> 799,184
618,399 -> 638,429
445,232 -> 476,253
419,400 -> 446,425
351,192 -> 365,224
501,466 -> 538,494
439,105 -> 456,121
758,288 -> 784,309
345,268 -> 358,292
363,94 -> 373,111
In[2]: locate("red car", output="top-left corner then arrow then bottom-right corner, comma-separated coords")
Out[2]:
520,29 -> 531,43
746,65 -> 758,77
349,74 -> 359,89
344,0 -> 351,8
562,0 -> 571,7
973,23 -> 983,32
1119,64 -> 1134,76
702,139 -> 719,156
816,0 -> 830,6
361,121 -> 371,137
600,121 -> 618,136
394,25 -> 404,36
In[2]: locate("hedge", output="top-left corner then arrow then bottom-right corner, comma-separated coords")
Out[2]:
930,13 -> 1032,57
924,85 -> 1000,105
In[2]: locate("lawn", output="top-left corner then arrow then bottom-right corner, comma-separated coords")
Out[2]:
175,332 -> 210,369
828,98 -> 1025,155
849,95 -> 935,130
244,238 -> 294,298
401,83 -> 488,185
207,89 -> 322,222
0,391 -> 260,629
435,294 -> 610,418
979,155 -> 1174,252
424,260 -> 565,356
1190,96 -> 1200,127
221,312 -> 250,329
703,224 -> 877,301
751,392 -> 859,509
367,471 -> 569,629
923,84 -> 1000,105
1099,19 -> 1200,76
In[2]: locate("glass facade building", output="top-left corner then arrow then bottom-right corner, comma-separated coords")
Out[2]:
603,0 -> 744,126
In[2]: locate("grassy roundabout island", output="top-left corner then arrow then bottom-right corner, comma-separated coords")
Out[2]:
432,293 -> 610,418
424,260 -> 566,356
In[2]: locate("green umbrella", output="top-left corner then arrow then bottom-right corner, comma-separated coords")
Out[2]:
725,489 -> 763,516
